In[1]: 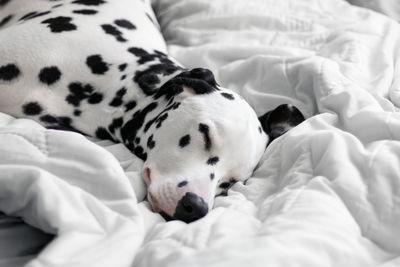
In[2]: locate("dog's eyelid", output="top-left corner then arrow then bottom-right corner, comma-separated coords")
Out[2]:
198,123 -> 213,151
177,180 -> 188,187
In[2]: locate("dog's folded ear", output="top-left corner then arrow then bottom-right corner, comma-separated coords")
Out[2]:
258,104 -> 305,145
184,68 -> 219,88
154,68 -> 219,100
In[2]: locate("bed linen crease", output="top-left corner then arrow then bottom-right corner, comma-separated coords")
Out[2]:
1,0 -> 400,266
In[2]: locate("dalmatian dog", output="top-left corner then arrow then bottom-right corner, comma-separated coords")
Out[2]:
0,0 -> 305,223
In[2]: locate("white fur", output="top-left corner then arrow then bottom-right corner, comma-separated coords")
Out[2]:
0,0 -> 268,218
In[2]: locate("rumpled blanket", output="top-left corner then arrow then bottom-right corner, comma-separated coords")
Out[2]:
2,0 -> 400,266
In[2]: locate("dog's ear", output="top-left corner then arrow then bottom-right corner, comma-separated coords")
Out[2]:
185,68 -> 219,88
154,68 -> 219,100
258,104 -> 305,144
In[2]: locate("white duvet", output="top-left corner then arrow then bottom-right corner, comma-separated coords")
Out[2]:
1,0 -> 400,266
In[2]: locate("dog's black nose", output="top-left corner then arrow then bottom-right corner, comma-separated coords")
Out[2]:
173,192 -> 208,223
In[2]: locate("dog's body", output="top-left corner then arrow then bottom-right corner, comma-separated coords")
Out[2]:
0,0 -> 180,138
0,0 -> 304,222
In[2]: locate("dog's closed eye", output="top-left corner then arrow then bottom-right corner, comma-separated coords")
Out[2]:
177,180 -> 188,188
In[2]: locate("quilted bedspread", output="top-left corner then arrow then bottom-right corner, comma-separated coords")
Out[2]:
2,0 -> 400,266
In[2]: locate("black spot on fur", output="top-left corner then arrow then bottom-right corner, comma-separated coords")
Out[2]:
118,63 -> 127,71
219,178 -> 237,189
167,97 -> 174,106
143,117 -> 157,133
19,11 -> 37,21
65,82 -> 95,107
38,66 -> 61,85
108,117 -> 123,134
221,92 -> 234,100
152,78 -> 180,100
34,11 -> 50,19
134,145 -> 147,161
147,134 -> 155,149
179,135 -> 190,148
72,9 -> 97,15
42,16 -> 77,33
210,173 -> 215,180
22,102 -> 43,115
207,156 -> 219,166
127,47 -> 148,57
58,116 -> 72,127
198,123 -> 212,151
86,55 -> 109,75
120,102 -> 158,148
177,181 -> 188,188
52,4 -> 63,9
88,92 -> 103,104
101,24 -> 126,42
20,11 -> 51,21
172,102 -> 181,110
120,75 -> 126,81
258,126 -> 262,133
137,54 -> 159,65
139,56 -> 160,65
219,182 -> 231,189
0,63 -> 20,81
73,109 -> 81,116
134,137 -> 140,144
114,19 -> 136,30
40,114 -> 58,123
156,68 -> 218,99
155,113 -> 168,129
109,87 -> 126,107
0,14 -> 13,28
71,0 -> 106,5
145,104 -> 173,132
95,127 -> 113,141
124,100 -> 137,112
116,87 -> 127,96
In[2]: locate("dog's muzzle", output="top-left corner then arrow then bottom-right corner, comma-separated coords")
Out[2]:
173,192 -> 208,223
159,192 -> 209,223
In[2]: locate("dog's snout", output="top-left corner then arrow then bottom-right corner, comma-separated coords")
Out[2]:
173,192 -> 208,223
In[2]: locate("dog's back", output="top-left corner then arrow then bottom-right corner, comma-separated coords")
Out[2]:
0,0 -> 176,135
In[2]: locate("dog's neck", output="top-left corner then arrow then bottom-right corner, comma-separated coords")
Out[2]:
110,67 -> 185,161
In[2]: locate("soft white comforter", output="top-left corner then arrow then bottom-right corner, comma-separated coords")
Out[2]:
2,0 -> 400,266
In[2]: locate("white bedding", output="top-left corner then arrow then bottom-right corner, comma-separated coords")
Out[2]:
2,0 -> 400,266
346,0 -> 400,22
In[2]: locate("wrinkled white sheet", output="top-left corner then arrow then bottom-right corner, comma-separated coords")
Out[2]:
346,0 -> 400,21
0,113 -> 152,267
2,0 -> 400,266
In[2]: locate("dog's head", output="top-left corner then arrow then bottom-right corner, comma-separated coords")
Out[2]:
141,68 -> 304,223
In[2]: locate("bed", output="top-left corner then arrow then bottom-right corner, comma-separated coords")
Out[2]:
1,0 -> 400,266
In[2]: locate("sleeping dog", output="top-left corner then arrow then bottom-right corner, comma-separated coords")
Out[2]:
0,0 -> 304,223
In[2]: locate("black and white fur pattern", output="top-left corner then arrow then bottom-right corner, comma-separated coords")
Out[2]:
0,0 -> 304,223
